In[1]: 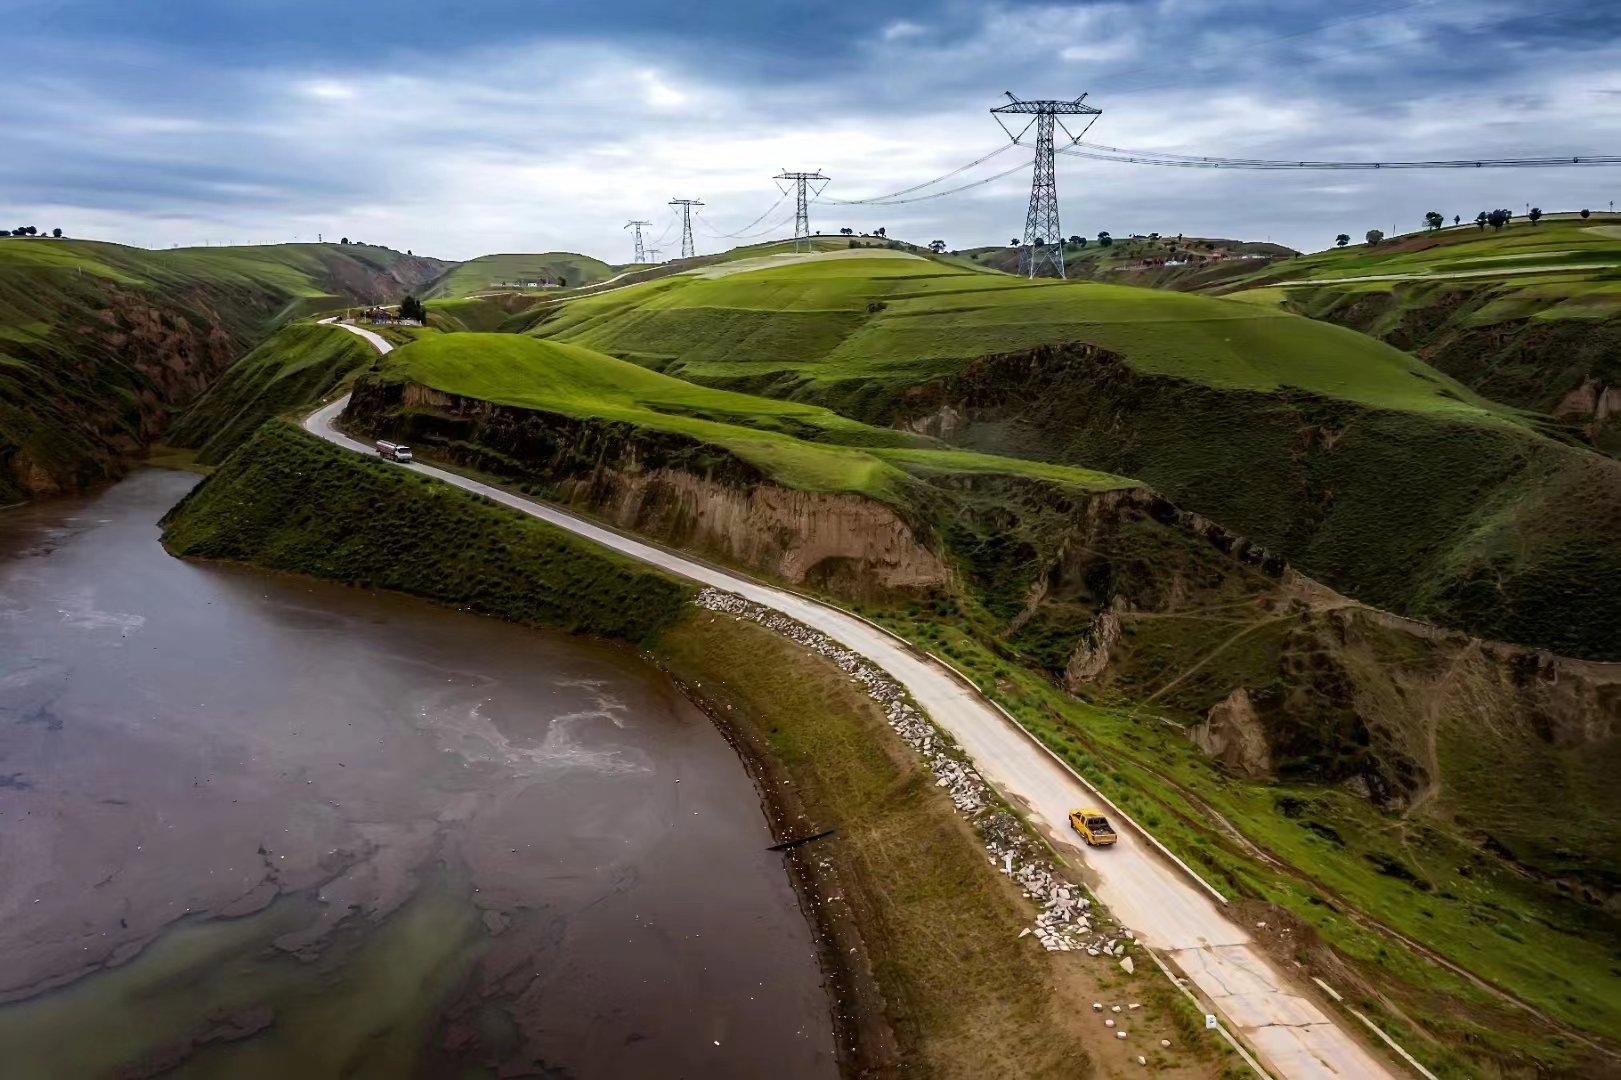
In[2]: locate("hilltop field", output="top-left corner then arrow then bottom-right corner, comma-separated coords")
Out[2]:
526,248 -> 1621,662
1220,213 -> 1621,453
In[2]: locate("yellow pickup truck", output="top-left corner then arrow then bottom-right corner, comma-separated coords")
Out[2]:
1069,808 -> 1118,847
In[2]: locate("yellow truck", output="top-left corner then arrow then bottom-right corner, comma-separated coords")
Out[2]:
1069,808 -> 1118,847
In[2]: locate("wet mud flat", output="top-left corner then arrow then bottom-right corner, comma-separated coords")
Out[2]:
0,469 -> 836,1079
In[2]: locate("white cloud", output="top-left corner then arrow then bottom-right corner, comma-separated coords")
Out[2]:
882,20 -> 926,41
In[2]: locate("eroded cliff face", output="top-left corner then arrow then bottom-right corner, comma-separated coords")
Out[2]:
343,380 -> 949,597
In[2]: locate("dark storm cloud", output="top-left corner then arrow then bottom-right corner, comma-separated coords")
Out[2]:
0,0 -> 1616,256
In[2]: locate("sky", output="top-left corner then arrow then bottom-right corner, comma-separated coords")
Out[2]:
2,0 -> 1619,261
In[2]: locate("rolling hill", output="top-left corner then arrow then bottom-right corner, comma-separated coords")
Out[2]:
527,248 -> 1621,660
421,252 -> 615,299
0,237 -> 448,499
1221,214 -> 1621,454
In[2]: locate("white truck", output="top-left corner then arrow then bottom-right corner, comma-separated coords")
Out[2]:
375,440 -> 413,463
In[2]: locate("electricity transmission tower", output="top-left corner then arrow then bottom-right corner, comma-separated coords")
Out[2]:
669,199 -> 703,259
624,220 -> 651,263
646,247 -> 663,263
991,92 -> 1101,278
774,171 -> 830,253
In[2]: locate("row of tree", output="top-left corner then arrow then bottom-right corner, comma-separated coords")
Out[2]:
8,227 -> 62,237
1337,206 -> 1598,247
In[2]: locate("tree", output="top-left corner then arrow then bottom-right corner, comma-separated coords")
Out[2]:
1581,208 -> 1592,219
1424,211 -> 1444,231
1487,209 -> 1511,231
875,227 -> 886,238
1475,211 -> 1489,231
1453,215 -> 1461,226
1011,238 -> 1021,247
1097,231 -> 1112,247
23,226 -> 36,236
1335,233 -> 1351,247
1075,236 -> 1087,249
398,295 -> 427,322
1366,228 -> 1384,245
557,275 -> 567,287
1149,232 -> 1160,241
340,237 -> 350,244
52,228 -> 62,238
1528,206 -> 1543,226
840,227 -> 854,236
928,240 -> 946,253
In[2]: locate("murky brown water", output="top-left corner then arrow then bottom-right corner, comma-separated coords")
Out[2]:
0,469 -> 837,1079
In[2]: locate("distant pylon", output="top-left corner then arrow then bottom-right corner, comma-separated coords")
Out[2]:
774,171 -> 830,253
669,199 -> 703,259
646,247 -> 663,263
624,220 -> 651,263
991,92 -> 1102,279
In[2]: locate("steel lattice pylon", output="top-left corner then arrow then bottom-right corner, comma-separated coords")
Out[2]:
774,171 -> 830,253
624,219 -> 651,263
669,199 -> 703,259
991,92 -> 1102,279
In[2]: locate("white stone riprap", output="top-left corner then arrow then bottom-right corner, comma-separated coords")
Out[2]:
695,587 -> 1133,960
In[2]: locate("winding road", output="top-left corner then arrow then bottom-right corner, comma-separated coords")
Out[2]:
311,319 -> 1400,1080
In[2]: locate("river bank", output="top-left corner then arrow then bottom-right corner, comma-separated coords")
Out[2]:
158,422 -> 1235,1079
0,469 -> 837,1078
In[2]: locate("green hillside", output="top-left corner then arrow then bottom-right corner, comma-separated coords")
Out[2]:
369,333 -> 1134,499
166,322 -> 380,463
528,249 -> 1621,660
422,252 -> 615,299
1222,215 -> 1621,452
0,237 -> 448,500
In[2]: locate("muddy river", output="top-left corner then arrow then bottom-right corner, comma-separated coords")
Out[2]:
0,469 -> 837,1079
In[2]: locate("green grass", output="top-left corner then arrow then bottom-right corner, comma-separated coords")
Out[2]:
166,322 -> 380,463
372,332 -> 1136,499
161,420 -> 689,641
0,237 -> 451,498
535,250 -> 1530,431
422,252 -> 615,299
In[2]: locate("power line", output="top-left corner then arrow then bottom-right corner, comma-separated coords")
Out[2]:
1059,142 -> 1621,169
821,142 -> 1020,204
692,188 -> 792,238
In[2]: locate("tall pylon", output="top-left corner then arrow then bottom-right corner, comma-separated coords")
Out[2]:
624,219 -> 651,263
774,171 -> 830,253
991,92 -> 1101,278
669,199 -> 703,259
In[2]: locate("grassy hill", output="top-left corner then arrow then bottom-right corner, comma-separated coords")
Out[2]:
362,333 -> 1133,500
1220,215 -> 1621,453
421,252 -> 615,299
326,326 -> 1621,1070
165,322 -> 381,464
961,234 -> 1296,288
0,237 -> 448,500
526,249 -> 1621,659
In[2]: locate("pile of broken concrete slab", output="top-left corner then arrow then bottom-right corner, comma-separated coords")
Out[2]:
694,588 -> 1132,965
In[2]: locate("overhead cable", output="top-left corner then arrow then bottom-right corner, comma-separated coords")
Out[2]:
1059,142 -> 1621,169
820,142 -> 1019,204
693,189 -> 793,238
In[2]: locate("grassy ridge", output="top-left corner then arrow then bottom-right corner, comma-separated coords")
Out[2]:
166,323 -> 379,463
0,237 -> 449,498
422,252 -> 614,299
1219,218 -> 1621,454
373,333 -> 1136,499
162,420 -> 689,641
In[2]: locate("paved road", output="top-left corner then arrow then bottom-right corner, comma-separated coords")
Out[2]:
303,334 -> 1400,1080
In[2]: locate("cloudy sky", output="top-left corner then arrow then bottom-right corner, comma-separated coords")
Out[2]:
2,0 -> 1618,261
